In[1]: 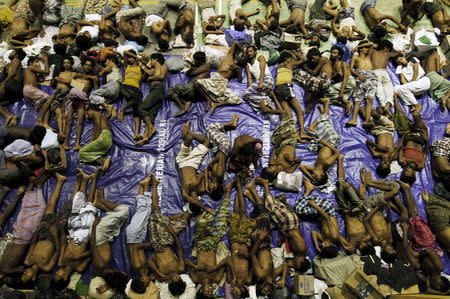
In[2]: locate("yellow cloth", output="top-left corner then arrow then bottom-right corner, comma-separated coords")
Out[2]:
123,65 -> 142,88
0,7 -> 13,31
276,67 -> 293,85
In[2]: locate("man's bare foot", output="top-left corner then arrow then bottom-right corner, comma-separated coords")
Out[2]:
243,187 -> 253,201
133,134 -> 142,140
5,115 -> 16,126
174,102 -> 191,117
55,172 -> 67,182
411,104 -> 422,113
396,180 -> 409,189
338,154 -> 344,161
72,144 -> 82,151
118,110 -> 125,122
319,97 -> 330,105
139,174 -> 153,188
344,100 -> 353,117
229,114 -> 239,128
303,178 -> 315,196
345,121 -> 357,127
100,157 -> 111,172
181,120 -> 191,139
104,104 -> 114,119
93,188 -> 104,209
151,173 -> 160,185
135,128 -> 157,146
421,190 -> 429,203
76,168 -> 90,181
298,132 -> 313,143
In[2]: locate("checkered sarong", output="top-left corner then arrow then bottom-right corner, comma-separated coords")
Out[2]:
293,70 -> 331,92
294,195 -> 336,217
264,194 -> 299,234
431,137 -> 450,158
206,123 -> 231,155
353,70 -> 377,102
243,74 -> 274,112
307,114 -> 341,152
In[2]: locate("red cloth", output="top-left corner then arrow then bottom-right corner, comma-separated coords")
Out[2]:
403,147 -> 424,164
410,216 -> 443,257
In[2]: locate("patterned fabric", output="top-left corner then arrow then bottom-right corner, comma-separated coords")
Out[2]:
148,212 -> 188,253
431,137 -> 450,158
363,180 -> 400,211
14,0 -> 43,24
51,87 -> 69,115
264,194 -> 299,234
353,70 -> 377,102
393,108 -> 412,136
410,216 -> 443,257
426,192 -> 450,233
66,88 -> 90,111
227,213 -> 256,247
294,195 -> 336,217
196,72 -> 242,104
271,118 -> 298,153
206,123 -> 231,155
371,115 -> 395,136
84,0 -> 110,15
12,190 -> 46,245
194,196 -> 230,252
60,5 -> 84,26
325,76 -> 356,102
307,114 -> 341,152
293,70 -> 331,92
243,74 -> 274,112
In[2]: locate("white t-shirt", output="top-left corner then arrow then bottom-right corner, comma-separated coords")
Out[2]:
78,25 -> 99,38
145,14 -> 164,27
395,57 -> 425,82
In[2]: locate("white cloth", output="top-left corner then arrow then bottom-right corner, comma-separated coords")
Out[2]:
201,7 -> 215,22
95,204 -> 129,246
229,0 -> 241,20
4,139 -> 33,158
339,17 -> 355,34
126,192 -> 152,244
106,68 -> 123,83
84,14 -> 101,21
78,25 -> 99,38
186,46 -> 227,69
171,34 -> 189,48
88,276 -> 116,299
116,45 -> 139,56
248,56 -> 272,82
156,274 -> 196,299
204,34 -> 228,46
68,191 -> 100,244
273,171 -> 303,192
145,14 -> 164,27
23,42 -> 53,57
413,28 -> 440,53
395,57 -> 425,82
374,69 -> 394,107
41,129 -> 59,149
176,143 -> 209,169
31,25 -> 59,46
394,76 -> 430,106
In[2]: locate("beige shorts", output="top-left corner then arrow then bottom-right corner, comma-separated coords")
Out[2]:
176,143 -> 209,169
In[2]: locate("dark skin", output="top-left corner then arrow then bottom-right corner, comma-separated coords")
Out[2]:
431,124 -> 450,182
127,174 -> 157,286
325,0 -> 365,41
21,173 -> 66,283
300,98 -> 340,195
99,4 -> 120,41
174,8 -> 195,45
55,168 -> 100,282
394,55 -> 424,113
202,14 -> 226,34
228,134 -> 262,175
279,4 -> 307,35
178,121 -> 215,215
329,48 -> 353,115
362,2 -> 406,32
0,52 -> 24,126
366,108 -> 395,170
424,0 -> 450,34
308,199 -> 339,253
204,115 -> 239,196
423,51 -> 450,111
98,57 -> 120,119
256,0 -> 280,31
233,7 -> 260,29
117,0 -> 146,40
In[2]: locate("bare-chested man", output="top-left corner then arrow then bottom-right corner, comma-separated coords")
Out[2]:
9,0 -> 44,47
293,48 -> 332,112
361,0 -> 406,39
99,4 -> 120,42
204,115 -> 239,201
202,14 -> 226,35
228,134 -> 263,175
54,169 -> 101,284
279,0 -> 308,35
256,0 -> 280,31
173,0 -> 195,46
177,121 -> 215,214
430,123 -> 450,183
168,51 -> 211,116
232,5 -> 259,30
423,0 -> 450,34
0,49 -> 26,126
300,98 -> 341,194
194,42 -> 245,113
23,55 -> 53,128
346,41 -> 377,128
117,0 -> 148,46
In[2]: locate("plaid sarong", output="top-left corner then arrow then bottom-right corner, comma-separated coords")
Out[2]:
264,194 -> 299,234
425,192 -> 450,233
196,72 -> 242,104
353,70 -> 377,102
307,114 -> 341,152
194,196 -> 230,252
206,123 -> 231,155
431,137 -> 450,158
227,213 -> 256,246
410,216 -> 443,257
271,118 -> 298,154
325,76 -> 356,102
294,195 -> 336,218
243,74 -> 274,112
148,212 -> 188,253
293,70 -> 331,92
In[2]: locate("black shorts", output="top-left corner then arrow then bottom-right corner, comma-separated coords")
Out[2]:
274,83 -> 295,101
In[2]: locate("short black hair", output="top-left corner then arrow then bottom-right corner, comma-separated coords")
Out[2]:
400,172 -> 416,185
296,259 -> 311,273
62,55 -> 74,65
182,31 -> 194,45
157,38 -> 170,51
377,39 -> 393,51
285,25 -> 298,34
130,278 -> 146,294
246,44 -> 258,52
103,38 -> 119,47
101,271 -> 128,294
46,148 -> 62,165
391,53 -> 404,66
306,47 -> 321,60
150,53 -> 165,65
52,275 -> 70,291
330,45 -> 344,59
168,280 -> 186,296
53,43 -> 68,55
105,54 -> 121,67
13,49 -> 27,61
260,167 -> 277,182
83,57 -> 96,66
188,202 -> 202,216
30,125 -> 47,145
196,292 -> 214,299
376,163 -> 390,178
336,36 -> 347,45
268,19 -> 278,30
134,35 -> 149,46
316,173 -> 328,186
278,51 -> 293,63
28,56 -> 39,65
240,141 -> 257,156
193,51 -> 206,64
234,23 -> 245,31
210,184 -> 224,201
374,25 -> 387,40
75,35 -> 92,51
319,245 -> 339,259
360,244 -> 376,256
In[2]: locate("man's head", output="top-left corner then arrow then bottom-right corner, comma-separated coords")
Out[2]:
330,45 -> 344,62
52,272 -> 70,291
150,53 -> 165,66
28,56 -> 42,68
336,36 -> 348,45
101,270 -> 128,294
30,125 -> 47,145
374,24 -> 388,40
62,56 -> 74,71
357,41 -> 371,55
197,283 -> 215,298
12,49 -> 27,61
83,58 -> 95,74
393,54 -> 407,67
130,277 -> 147,294
193,51 -> 206,66
246,45 -> 258,60
292,256 -> 311,273
260,166 -> 280,182
75,34 -> 92,51
378,39 -> 393,52
306,47 -> 321,64
126,50 -> 138,64
53,43 -> 67,55
312,171 -> 327,186
256,281 -> 273,297
182,31 -> 194,45
268,19 -> 279,31
338,26 -> 350,38
430,276 -> 450,293
400,164 -> 417,185
278,51 -> 293,64
157,37 -> 170,51
376,156 -> 391,178
209,183 -> 224,201
134,35 -> 149,46
168,275 -> 186,296
285,24 -> 298,34
380,243 -> 397,263
309,34 -> 321,48
318,245 -> 339,259
105,55 -> 120,68
234,22 -> 245,32
54,267 -> 71,284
